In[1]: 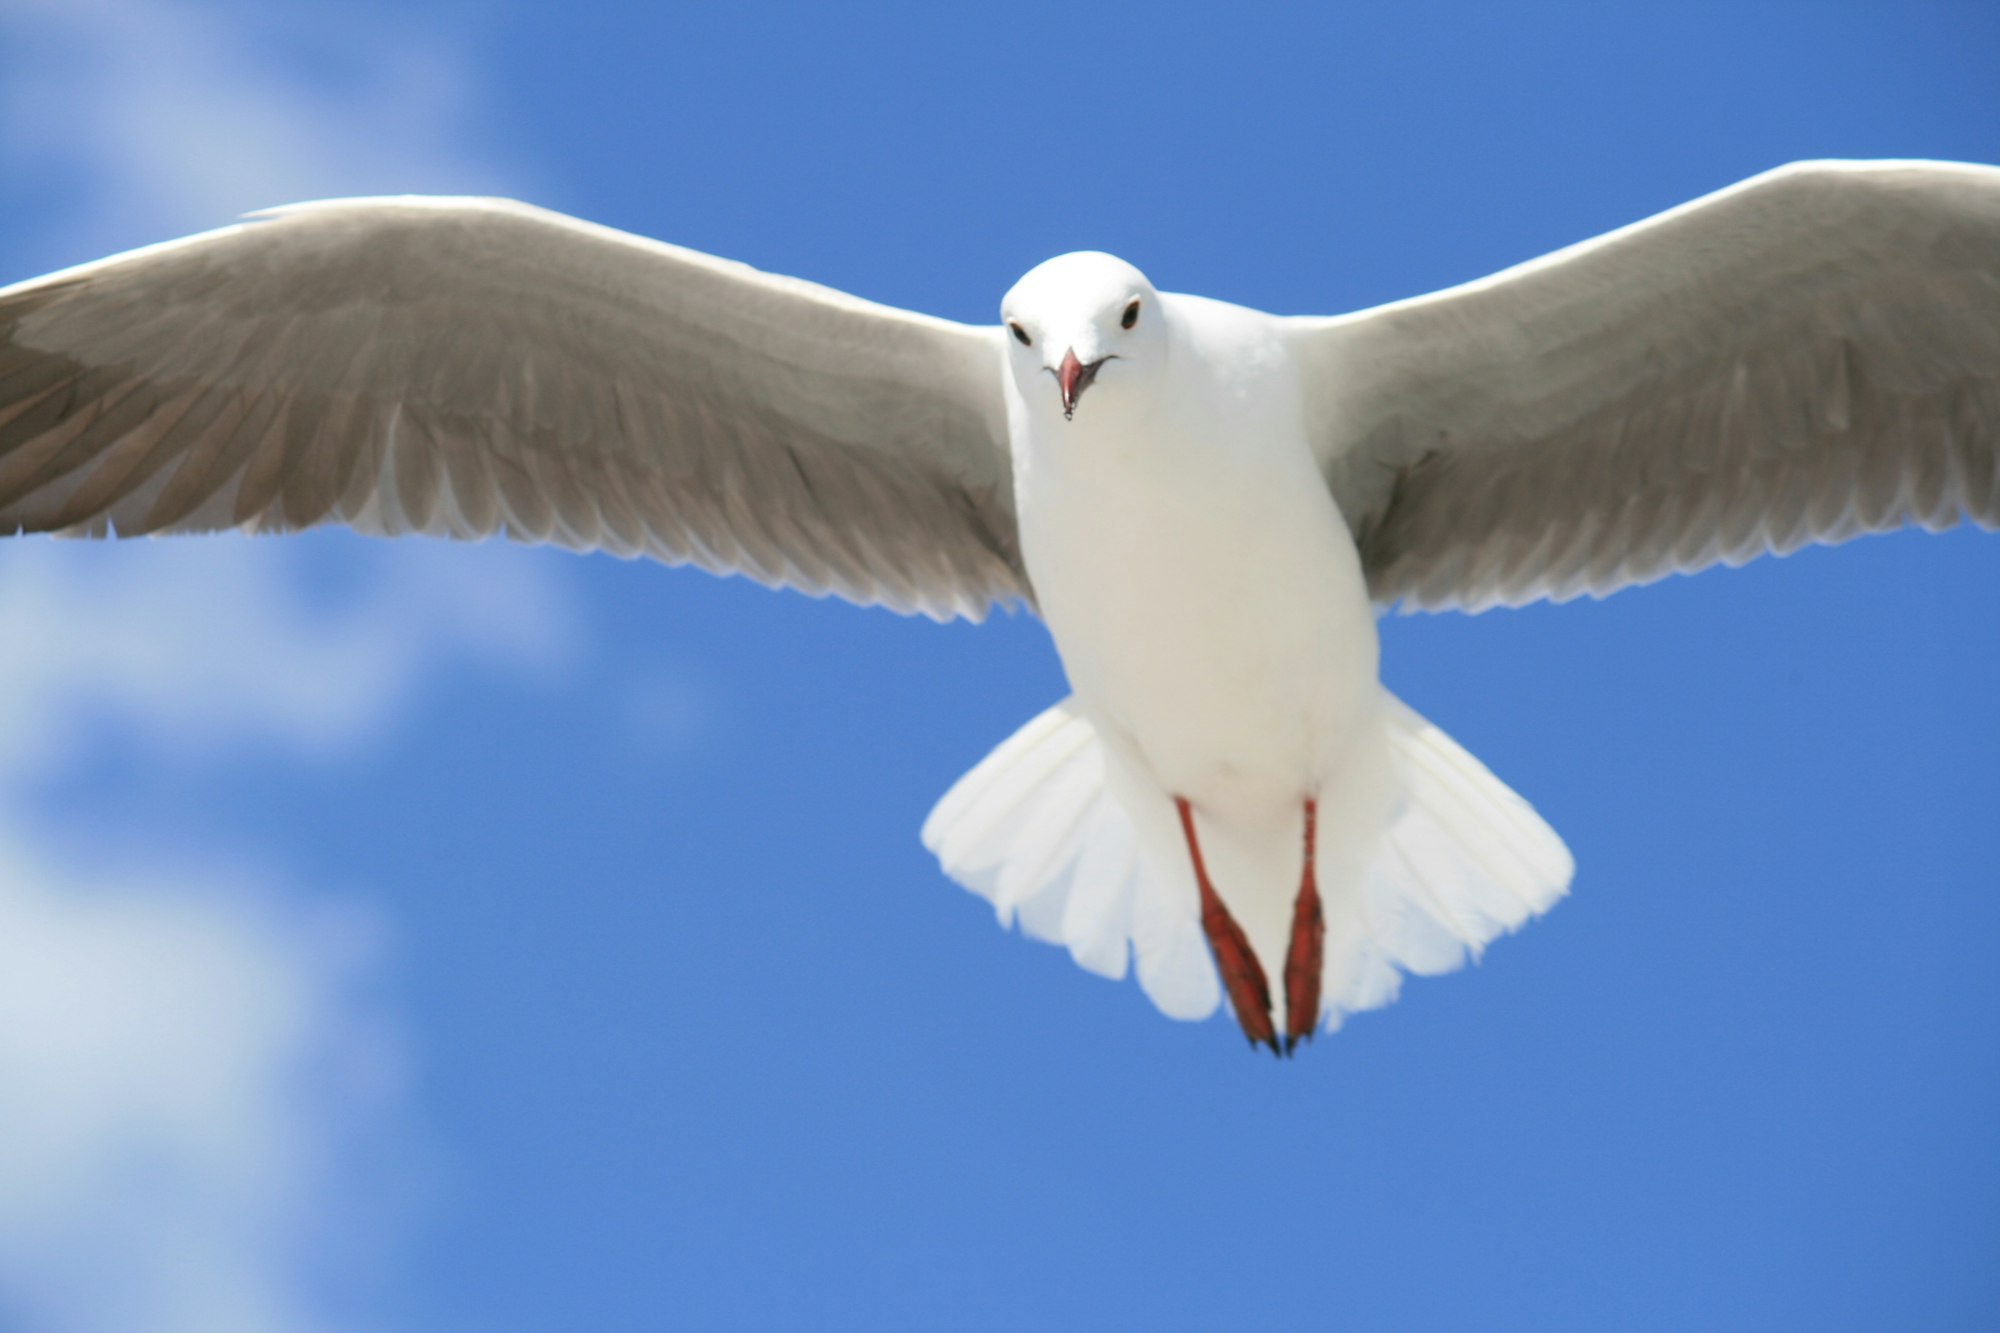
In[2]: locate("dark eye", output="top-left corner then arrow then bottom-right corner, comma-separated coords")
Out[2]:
1121,299 -> 1141,330
1009,322 -> 1032,347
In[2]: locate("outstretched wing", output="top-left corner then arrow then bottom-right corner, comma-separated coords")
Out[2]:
1293,160 -> 2000,612
0,198 -> 1026,621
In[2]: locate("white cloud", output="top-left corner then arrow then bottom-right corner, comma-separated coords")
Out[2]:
0,0 -> 519,262
0,540 -> 577,1333
0,1 -> 565,1329
0,827 -> 394,1333
0,539 -> 573,783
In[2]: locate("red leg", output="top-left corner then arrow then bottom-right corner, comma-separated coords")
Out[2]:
1176,797 -> 1278,1056
1283,798 -> 1324,1054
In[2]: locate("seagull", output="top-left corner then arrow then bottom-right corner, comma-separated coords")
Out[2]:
2,160 -> 1994,1054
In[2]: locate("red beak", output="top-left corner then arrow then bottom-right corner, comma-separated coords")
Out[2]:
1057,347 -> 1103,420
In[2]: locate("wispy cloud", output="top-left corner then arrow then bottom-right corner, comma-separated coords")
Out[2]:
0,540 -> 575,1333
0,0 -> 518,265
0,824 -> 399,1333
0,540 -> 572,783
0,1 -> 561,1329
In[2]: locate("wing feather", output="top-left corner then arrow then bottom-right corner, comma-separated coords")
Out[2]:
0,197 -> 1026,620
1295,161 -> 2000,611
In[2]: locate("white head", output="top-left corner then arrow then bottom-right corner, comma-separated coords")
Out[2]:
1000,252 -> 1165,423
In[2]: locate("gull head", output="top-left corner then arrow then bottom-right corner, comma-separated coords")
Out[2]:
1001,252 -> 1163,423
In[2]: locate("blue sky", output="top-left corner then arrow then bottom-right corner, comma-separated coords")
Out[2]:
0,3 -> 1995,1330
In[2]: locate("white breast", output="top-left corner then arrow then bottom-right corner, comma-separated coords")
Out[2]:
1009,294 -> 1381,829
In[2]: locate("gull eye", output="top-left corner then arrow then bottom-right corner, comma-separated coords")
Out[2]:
1121,299 -> 1141,330
1009,322 -> 1033,347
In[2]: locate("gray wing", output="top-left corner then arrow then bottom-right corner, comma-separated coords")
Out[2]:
0,197 -> 1026,621
1291,160 -> 2000,612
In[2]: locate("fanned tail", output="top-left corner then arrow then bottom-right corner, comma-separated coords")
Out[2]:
922,691 -> 1573,1037
921,698 -> 1220,1019
1315,691 -> 1575,1029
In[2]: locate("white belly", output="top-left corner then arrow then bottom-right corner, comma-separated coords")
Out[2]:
1019,423 -> 1380,827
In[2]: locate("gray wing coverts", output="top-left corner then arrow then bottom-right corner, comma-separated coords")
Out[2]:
1306,161 -> 2000,612
0,199 -> 1027,621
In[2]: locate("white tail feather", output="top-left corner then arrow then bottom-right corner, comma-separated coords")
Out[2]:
1317,693 -> 1574,1030
922,699 -> 1220,1017
923,692 -> 1572,1034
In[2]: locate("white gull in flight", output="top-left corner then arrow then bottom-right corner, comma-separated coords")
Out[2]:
2,160 -> 1995,1054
